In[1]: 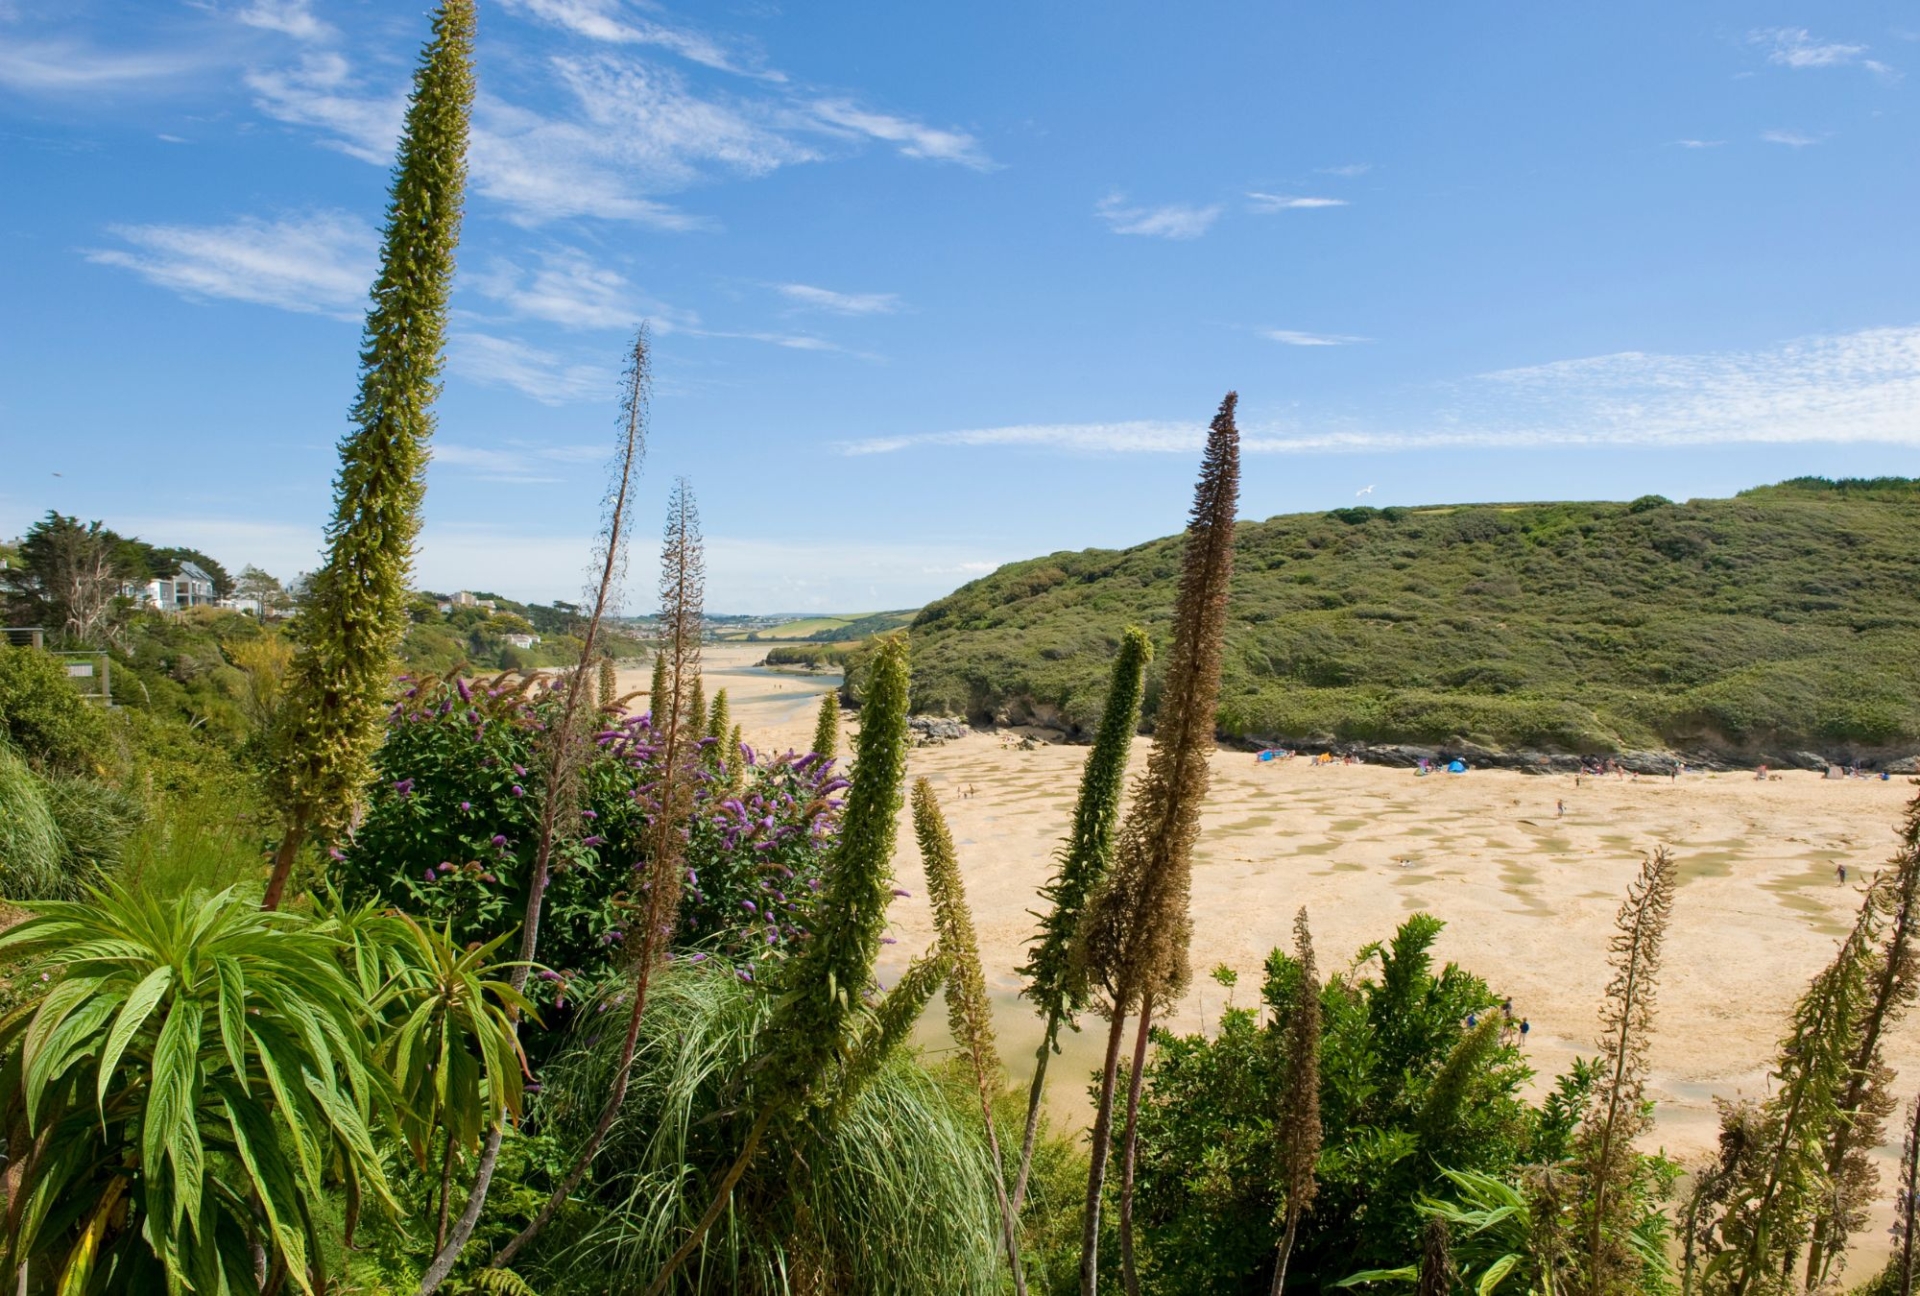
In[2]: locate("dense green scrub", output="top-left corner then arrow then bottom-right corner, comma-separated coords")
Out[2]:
908,479 -> 1920,755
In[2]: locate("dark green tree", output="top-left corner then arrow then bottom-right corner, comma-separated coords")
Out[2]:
1013,625 -> 1151,1212
264,0 -> 475,910
0,512 -> 142,644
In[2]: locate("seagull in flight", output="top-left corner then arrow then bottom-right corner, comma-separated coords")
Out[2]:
1355,484 -> 1375,497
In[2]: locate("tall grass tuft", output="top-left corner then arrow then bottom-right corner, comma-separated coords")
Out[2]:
119,787 -> 266,899
523,966 -> 1001,1296
0,743 -> 66,900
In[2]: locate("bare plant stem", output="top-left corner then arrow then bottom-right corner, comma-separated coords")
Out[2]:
1081,1007 -> 1131,1296
1117,1002 -> 1155,1296
415,330 -> 649,1296
1012,1015 -> 1060,1214
643,1107 -> 775,1296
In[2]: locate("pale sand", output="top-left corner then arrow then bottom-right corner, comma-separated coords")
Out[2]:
629,645 -> 1920,1273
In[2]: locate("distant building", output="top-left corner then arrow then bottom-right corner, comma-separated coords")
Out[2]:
503,633 -> 539,650
450,591 -> 496,613
128,561 -> 218,612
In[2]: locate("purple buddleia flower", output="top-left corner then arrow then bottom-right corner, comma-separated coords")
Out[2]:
456,676 -> 471,702
393,778 -> 414,795
513,764 -> 527,777
459,801 -> 471,813
492,834 -> 509,848
511,784 -> 525,798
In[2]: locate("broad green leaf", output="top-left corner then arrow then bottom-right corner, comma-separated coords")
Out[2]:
97,964 -> 173,1111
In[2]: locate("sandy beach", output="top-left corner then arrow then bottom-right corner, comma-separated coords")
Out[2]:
629,644 -> 1920,1274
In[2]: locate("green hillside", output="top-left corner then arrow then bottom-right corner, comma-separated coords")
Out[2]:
906,478 -> 1920,758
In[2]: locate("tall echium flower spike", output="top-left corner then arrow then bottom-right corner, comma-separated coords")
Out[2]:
914,779 -> 1028,1294
598,656 -> 617,711
1417,1214 -> 1457,1296
704,688 -> 731,777
689,675 -> 707,740
648,650 -> 668,727
1895,1095 -> 1920,1296
645,634 -> 914,1296
1806,792 -> 1920,1289
1575,846 -> 1676,1296
487,456 -> 700,1278
421,325 -> 650,1290
1078,394 -> 1239,1296
265,0 -> 474,912
1269,908 -> 1323,1296
813,690 -> 840,761
1012,625 -> 1151,1214
1721,885 -> 1881,1296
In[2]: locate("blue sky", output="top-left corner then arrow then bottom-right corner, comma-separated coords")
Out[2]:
2,1 -> 1916,611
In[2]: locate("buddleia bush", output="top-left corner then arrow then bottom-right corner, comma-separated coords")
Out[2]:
333,672 -> 840,1049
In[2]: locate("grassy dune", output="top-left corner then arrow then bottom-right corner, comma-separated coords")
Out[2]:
905,478 -> 1920,757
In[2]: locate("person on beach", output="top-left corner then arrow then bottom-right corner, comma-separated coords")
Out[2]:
1556,799 -> 1564,819
1838,863 -> 1848,885
1519,1017 -> 1531,1039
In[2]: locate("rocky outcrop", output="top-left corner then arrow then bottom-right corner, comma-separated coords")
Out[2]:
908,715 -> 970,747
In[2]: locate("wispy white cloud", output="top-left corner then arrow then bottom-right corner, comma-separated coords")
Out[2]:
689,328 -> 869,357
0,40 -> 206,92
236,0 -> 334,42
1751,27 -> 1869,69
498,0 -> 780,79
449,333 -> 615,405
434,440 -> 607,482
84,210 -> 375,316
803,99 -> 992,170
246,53 -> 405,163
1095,193 -> 1221,240
1670,138 -> 1725,149
841,326 -> 1920,456
1760,128 -> 1824,147
774,283 -> 900,315
1262,329 -> 1369,347
470,248 -> 692,331
841,421 -> 1206,456
243,21 -> 989,226
1317,163 -> 1371,177
1246,193 -> 1347,212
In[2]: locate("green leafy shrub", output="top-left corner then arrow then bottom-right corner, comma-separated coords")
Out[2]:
0,644 -> 112,774
1126,914 -> 1551,1294
0,884 -> 394,1292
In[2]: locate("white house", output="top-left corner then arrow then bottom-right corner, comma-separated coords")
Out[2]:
128,561 -> 218,612
503,633 -> 540,650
